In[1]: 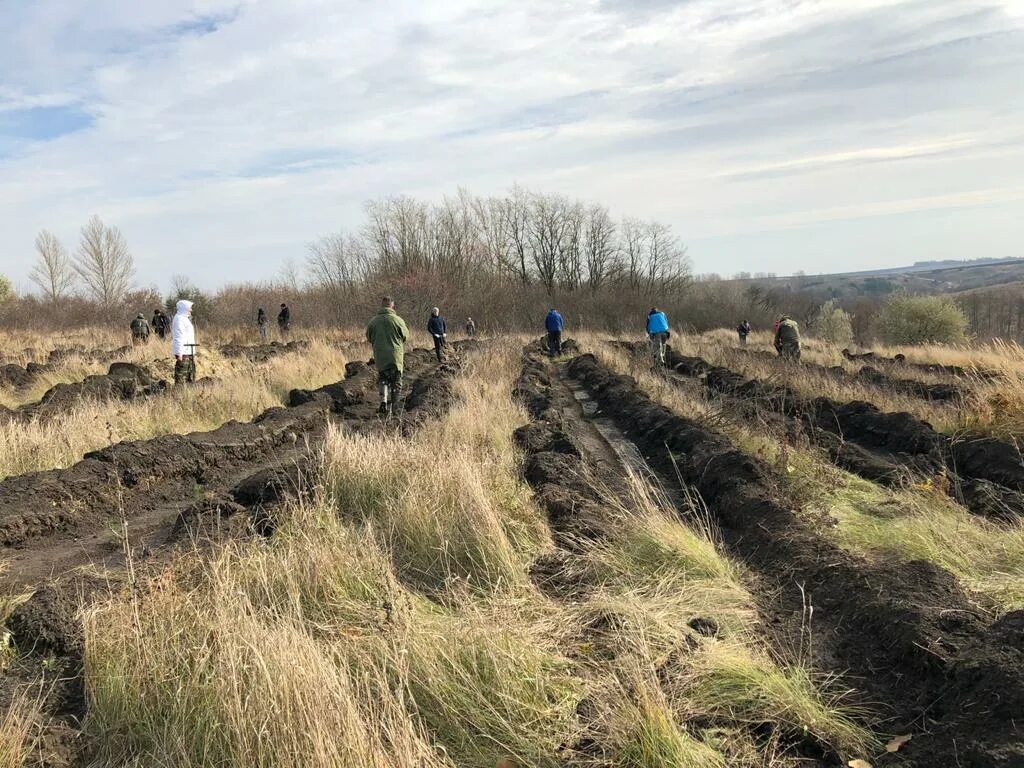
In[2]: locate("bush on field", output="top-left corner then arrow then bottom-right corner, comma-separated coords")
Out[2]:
0,275 -> 14,304
813,300 -> 853,345
877,294 -> 968,345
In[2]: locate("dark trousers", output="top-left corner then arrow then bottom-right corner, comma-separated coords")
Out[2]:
174,356 -> 196,386
378,366 -> 403,414
778,342 -> 801,360
432,335 -> 446,362
547,331 -> 562,357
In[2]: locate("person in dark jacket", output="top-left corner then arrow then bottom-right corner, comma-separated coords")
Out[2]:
737,320 -> 752,346
152,309 -> 169,339
257,308 -> 269,341
545,309 -> 564,357
465,317 -> 476,338
427,307 -> 447,362
774,316 -> 801,360
646,307 -> 670,366
130,313 -> 151,345
277,303 -> 291,339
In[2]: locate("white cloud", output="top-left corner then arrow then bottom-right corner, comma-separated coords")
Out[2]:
0,0 -> 1022,290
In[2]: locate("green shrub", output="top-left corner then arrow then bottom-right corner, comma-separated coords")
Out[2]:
877,294 -> 968,345
813,300 -> 853,345
0,275 -> 14,305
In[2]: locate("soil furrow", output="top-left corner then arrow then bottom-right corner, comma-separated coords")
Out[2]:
731,346 -> 965,402
566,352 -> 1024,768
0,344 -> 469,767
656,343 -> 1024,521
516,345 -> 858,764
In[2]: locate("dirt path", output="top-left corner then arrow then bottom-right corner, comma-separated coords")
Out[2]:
564,351 -> 1024,767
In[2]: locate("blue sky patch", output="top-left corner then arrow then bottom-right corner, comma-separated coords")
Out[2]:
0,105 -> 94,141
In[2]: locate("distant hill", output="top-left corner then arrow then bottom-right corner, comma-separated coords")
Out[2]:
729,258 -> 1024,301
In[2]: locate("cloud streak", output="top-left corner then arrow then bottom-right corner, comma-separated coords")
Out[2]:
0,0 -> 1022,289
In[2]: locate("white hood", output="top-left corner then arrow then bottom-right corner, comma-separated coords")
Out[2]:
171,299 -> 196,356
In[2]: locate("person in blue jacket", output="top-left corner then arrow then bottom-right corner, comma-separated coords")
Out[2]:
646,307 -> 670,366
545,308 -> 564,357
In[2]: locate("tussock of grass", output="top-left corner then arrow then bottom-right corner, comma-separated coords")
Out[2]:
0,694 -> 37,768
819,478 -> 1024,611
611,682 -> 726,768
0,341 -> 349,479
669,638 -> 873,756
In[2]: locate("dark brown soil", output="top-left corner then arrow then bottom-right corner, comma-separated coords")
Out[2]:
842,348 -> 1001,380
0,344 -> 470,767
659,344 -> 1024,521
566,352 -> 1024,767
217,340 -> 310,362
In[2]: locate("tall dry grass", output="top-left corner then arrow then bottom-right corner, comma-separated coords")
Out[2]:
79,340 -> 875,767
0,341 -> 350,480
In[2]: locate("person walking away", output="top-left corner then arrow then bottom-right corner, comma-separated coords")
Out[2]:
130,313 -> 151,345
545,308 -> 564,357
366,296 -> 409,416
152,309 -> 168,340
257,308 -> 269,341
465,317 -> 476,338
774,316 -> 801,360
737,320 -> 752,347
171,300 -> 197,385
646,307 -> 670,367
277,303 -> 291,339
427,307 -> 447,363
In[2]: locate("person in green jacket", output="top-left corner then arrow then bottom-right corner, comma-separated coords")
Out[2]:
773,316 -> 801,360
366,296 -> 410,416
130,313 -> 150,345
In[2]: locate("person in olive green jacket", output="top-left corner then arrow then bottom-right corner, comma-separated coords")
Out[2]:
366,296 -> 410,416
773,316 -> 801,360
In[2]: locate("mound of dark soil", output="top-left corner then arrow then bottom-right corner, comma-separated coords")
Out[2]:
660,345 -> 1024,519
567,352 -> 1024,767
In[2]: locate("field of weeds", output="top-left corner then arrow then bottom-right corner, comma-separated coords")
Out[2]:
1,327 -> 1022,767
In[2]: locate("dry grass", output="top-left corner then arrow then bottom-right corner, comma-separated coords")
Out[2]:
590,337 -> 1024,614
77,339 -> 877,767
679,329 -> 1024,437
0,340 -> 350,480
0,693 -> 37,768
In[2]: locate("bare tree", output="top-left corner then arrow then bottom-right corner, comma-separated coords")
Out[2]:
500,186 -> 532,285
278,258 -> 302,292
31,229 -> 76,302
306,232 -> 368,295
644,221 -> 691,294
583,205 -> 618,293
74,215 -> 135,306
621,217 -> 648,290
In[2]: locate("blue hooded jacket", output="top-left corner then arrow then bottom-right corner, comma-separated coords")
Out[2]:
545,310 -> 564,333
646,311 -> 669,335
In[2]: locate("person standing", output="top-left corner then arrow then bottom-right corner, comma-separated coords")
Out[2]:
465,317 -> 476,338
366,296 -> 410,416
427,307 -> 447,363
171,300 -> 197,385
130,313 -> 151,345
277,303 -> 291,339
152,308 -> 168,340
257,308 -> 269,341
545,308 -> 564,357
774,316 -> 801,360
646,307 -> 670,366
736,319 -> 752,346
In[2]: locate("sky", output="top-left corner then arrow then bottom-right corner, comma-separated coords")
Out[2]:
1,0 -> 1023,292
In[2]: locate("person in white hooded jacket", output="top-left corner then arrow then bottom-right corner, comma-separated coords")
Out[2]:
171,299 -> 196,385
